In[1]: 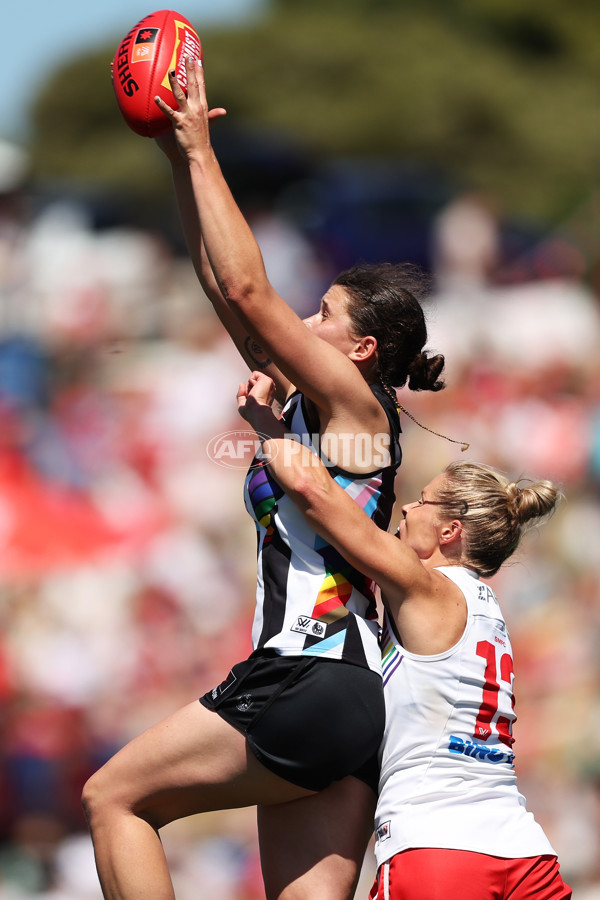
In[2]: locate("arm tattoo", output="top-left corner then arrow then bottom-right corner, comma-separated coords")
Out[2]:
244,336 -> 272,369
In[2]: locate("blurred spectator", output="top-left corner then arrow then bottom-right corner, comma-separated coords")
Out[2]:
246,202 -> 327,318
432,190 -> 500,291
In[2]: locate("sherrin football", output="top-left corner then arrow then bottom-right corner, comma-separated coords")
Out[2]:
112,9 -> 202,137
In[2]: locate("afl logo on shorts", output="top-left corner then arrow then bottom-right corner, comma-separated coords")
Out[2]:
236,694 -> 253,712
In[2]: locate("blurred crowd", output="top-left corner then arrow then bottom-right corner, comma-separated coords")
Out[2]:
0,139 -> 599,898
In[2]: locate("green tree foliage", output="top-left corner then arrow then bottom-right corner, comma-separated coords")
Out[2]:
28,0 -> 600,222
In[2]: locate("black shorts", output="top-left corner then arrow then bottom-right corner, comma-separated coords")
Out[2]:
200,650 -> 384,792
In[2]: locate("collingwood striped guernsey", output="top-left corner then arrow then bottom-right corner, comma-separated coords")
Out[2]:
244,385 -> 402,674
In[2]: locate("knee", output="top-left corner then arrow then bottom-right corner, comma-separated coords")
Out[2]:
82,762 -> 156,835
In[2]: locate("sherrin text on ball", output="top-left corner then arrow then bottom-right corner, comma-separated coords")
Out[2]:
112,9 -> 202,137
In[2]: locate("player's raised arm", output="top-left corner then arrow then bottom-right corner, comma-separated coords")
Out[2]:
155,58 -> 387,424
156,131 -> 293,401
113,14 -> 293,399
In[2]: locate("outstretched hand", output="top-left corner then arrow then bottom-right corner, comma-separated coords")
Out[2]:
154,57 -> 226,162
237,372 -> 277,426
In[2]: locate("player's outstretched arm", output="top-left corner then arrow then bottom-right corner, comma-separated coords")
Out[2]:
156,130 -> 292,402
155,59 -> 382,425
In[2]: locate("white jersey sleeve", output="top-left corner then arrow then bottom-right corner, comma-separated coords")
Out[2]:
374,565 -> 556,866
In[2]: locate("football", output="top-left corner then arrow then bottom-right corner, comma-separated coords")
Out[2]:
112,9 -> 202,137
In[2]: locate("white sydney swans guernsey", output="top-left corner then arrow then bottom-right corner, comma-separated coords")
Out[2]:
375,565 -> 557,866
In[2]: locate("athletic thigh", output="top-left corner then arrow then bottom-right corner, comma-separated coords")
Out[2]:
258,776 -> 376,900
85,700 -> 315,829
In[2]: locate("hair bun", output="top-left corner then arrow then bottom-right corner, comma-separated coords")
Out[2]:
407,352 -> 445,392
507,479 -> 560,525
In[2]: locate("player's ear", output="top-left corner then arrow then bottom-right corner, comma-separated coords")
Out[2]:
349,335 -> 377,362
440,520 -> 462,545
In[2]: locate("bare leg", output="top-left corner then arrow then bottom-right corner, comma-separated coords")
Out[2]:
258,776 -> 376,900
82,700 -> 314,900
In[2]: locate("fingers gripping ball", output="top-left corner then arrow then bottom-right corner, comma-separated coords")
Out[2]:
112,9 -> 202,137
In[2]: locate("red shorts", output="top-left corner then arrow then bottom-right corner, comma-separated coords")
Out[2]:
369,849 -> 572,900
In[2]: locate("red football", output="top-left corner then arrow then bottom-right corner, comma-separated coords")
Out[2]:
112,9 -> 202,137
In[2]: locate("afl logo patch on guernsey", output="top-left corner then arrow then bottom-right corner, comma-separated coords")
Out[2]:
291,615 -> 325,637
375,821 -> 391,843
